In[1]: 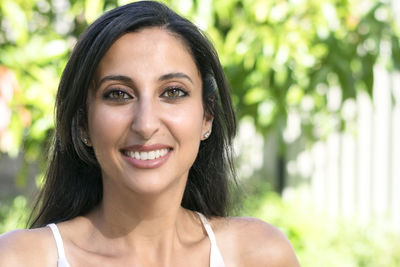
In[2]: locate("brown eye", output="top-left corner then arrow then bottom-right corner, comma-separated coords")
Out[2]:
104,90 -> 132,100
162,87 -> 187,99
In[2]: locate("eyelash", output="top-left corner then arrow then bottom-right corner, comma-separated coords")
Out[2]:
161,87 -> 188,99
102,86 -> 189,101
103,89 -> 132,101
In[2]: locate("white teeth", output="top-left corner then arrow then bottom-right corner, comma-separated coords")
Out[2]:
140,151 -> 148,160
124,149 -> 169,160
148,151 -> 155,160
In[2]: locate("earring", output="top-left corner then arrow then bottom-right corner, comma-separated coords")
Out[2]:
80,129 -> 91,146
83,137 -> 89,145
204,130 -> 211,139
81,134 -> 91,146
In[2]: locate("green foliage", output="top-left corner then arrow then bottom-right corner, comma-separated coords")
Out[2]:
208,0 -> 399,144
0,0 -> 71,172
0,196 -> 28,233
243,182 -> 400,267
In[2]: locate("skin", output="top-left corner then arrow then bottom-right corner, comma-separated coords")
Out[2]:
0,28 -> 300,267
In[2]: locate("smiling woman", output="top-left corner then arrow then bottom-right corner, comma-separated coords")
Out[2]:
0,1 -> 299,266
88,29 -> 208,195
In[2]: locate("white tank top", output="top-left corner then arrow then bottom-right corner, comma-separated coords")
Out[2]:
48,213 -> 225,267
48,223 -> 70,267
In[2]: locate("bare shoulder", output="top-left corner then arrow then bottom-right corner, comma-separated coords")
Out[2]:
0,227 -> 56,267
211,216 -> 300,267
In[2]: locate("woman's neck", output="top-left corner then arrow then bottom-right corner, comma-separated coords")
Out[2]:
80,204 -> 199,265
80,179 -> 199,254
95,173 -> 187,232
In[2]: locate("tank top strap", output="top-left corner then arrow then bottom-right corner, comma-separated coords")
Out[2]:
48,223 -> 71,267
196,212 -> 226,267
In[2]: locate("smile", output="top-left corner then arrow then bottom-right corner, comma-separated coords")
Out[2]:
122,148 -> 170,160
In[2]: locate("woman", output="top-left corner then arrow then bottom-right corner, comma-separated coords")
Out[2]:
0,1 -> 300,266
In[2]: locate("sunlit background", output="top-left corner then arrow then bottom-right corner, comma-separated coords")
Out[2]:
0,0 -> 399,266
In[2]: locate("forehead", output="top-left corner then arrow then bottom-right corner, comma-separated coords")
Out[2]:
95,27 -> 201,83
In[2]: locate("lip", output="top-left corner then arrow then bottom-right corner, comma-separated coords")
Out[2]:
120,144 -> 172,169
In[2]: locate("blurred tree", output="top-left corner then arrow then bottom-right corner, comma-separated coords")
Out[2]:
194,0 -> 400,192
0,0 -> 399,192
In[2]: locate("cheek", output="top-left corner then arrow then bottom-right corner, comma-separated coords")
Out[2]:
87,105 -> 129,148
164,103 -> 204,140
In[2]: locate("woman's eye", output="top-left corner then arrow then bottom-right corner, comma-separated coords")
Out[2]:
104,90 -> 132,100
162,87 -> 188,99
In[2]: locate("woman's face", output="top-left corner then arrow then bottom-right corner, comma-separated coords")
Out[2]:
86,27 -> 212,196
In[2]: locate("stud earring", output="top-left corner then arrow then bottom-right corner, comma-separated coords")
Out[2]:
80,129 -> 92,146
81,135 -> 91,146
83,137 -> 89,145
204,130 -> 211,139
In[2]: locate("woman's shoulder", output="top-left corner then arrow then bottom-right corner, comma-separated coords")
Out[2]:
210,216 -> 300,267
0,226 -> 57,266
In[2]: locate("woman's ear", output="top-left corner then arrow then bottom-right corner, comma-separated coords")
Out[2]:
80,128 -> 92,146
201,114 -> 213,140
75,108 -> 92,146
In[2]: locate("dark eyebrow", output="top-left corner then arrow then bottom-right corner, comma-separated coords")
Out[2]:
97,72 -> 193,88
98,75 -> 134,87
158,72 -> 193,84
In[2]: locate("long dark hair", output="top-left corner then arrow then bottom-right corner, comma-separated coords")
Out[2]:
29,1 -> 237,228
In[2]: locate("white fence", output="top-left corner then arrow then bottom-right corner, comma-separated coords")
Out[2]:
235,54 -> 400,232
306,66 -> 400,230
304,0 -> 400,230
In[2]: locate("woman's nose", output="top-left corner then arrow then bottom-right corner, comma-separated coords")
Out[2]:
131,98 -> 160,140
